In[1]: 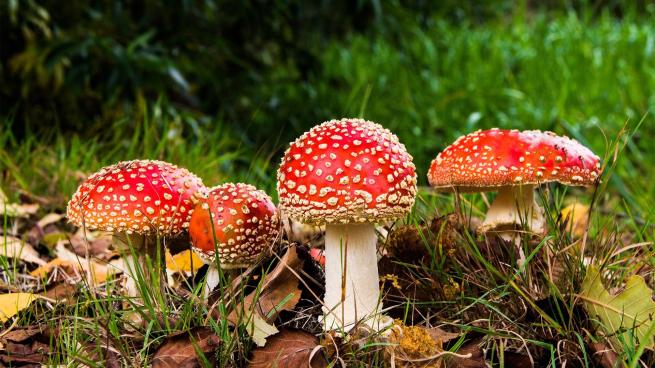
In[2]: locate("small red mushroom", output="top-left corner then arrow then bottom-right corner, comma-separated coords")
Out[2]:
67,160 -> 206,296
428,129 -> 601,238
277,118 -> 417,331
309,248 -> 325,267
189,183 -> 279,296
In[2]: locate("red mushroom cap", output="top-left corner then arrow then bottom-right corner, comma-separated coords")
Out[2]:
189,183 -> 279,268
277,118 -> 417,225
67,160 -> 206,236
428,129 -> 601,191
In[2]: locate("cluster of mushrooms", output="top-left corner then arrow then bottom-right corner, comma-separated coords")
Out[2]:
66,118 -> 601,334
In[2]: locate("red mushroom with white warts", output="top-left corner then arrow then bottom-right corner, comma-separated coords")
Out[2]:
67,160 -> 206,297
428,129 -> 601,239
189,183 -> 279,297
277,118 -> 417,332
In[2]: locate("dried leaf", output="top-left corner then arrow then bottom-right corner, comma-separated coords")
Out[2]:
37,213 -> 64,228
69,229 -> 115,260
445,338 -> 485,368
0,293 -> 37,322
53,241 -> 121,285
580,265 -> 655,350
40,282 -> 76,302
29,258 -> 75,278
249,329 -> 327,368
229,246 -> 304,325
0,199 -> 39,218
561,202 -> 589,237
0,188 -> 39,217
166,249 -> 205,273
0,325 -> 55,365
151,327 -> 221,368
590,342 -> 619,368
1,236 -> 46,265
0,326 -> 44,343
251,314 -> 280,347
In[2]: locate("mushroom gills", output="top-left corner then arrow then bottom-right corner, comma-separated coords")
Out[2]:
323,223 -> 388,332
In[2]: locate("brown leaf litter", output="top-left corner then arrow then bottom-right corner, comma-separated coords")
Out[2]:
151,327 -> 221,368
248,328 -> 328,368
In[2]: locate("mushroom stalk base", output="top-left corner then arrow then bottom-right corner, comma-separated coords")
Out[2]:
479,185 -> 546,240
203,266 -> 240,300
114,233 -> 166,300
323,223 -> 386,332
204,266 -> 221,300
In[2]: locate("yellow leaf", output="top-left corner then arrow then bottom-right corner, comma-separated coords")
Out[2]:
30,258 -> 74,278
580,266 -> 655,350
166,249 -> 205,273
54,241 -> 118,285
0,293 -> 37,322
561,202 -> 589,237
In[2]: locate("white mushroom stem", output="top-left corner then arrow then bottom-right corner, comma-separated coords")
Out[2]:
203,265 -> 242,301
203,265 -> 221,299
323,223 -> 387,332
113,232 -> 166,300
479,185 -> 546,240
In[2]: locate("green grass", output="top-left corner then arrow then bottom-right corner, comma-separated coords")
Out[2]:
1,7 -> 654,368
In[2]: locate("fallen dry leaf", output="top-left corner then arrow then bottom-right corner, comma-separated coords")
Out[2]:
37,213 -> 65,228
40,282 -> 76,302
561,202 -> 589,237
225,246 -> 304,347
69,229 -> 115,261
166,249 -> 205,273
1,236 -> 46,265
0,188 -> 39,218
445,338 -> 485,368
0,293 -> 37,322
580,265 -> 655,350
166,249 -> 206,289
590,342 -> 619,368
249,328 -> 327,368
151,327 -> 221,368
53,241 -> 122,285
250,314 -> 280,347
0,325 -> 55,365
229,246 -> 304,325
29,258 -> 76,278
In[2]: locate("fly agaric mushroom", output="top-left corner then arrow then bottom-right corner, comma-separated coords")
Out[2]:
189,183 -> 279,297
67,160 -> 206,297
428,129 -> 601,238
277,118 -> 417,332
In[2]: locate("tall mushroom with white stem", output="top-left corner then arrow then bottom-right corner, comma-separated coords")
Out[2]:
428,129 -> 601,241
277,118 -> 417,332
67,160 -> 206,299
188,183 -> 279,299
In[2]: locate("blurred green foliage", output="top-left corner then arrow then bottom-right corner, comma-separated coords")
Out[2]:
1,0 -> 654,210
